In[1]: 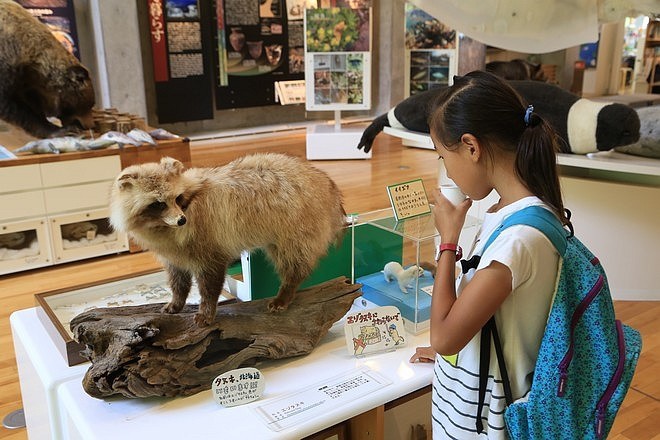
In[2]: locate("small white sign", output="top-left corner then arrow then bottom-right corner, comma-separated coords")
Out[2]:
344,305 -> 407,356
254,367 -> 391,431
211,367 -> 265,407
275,80 -> 306,105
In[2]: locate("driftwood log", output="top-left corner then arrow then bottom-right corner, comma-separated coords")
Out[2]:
70,276 -> 361,399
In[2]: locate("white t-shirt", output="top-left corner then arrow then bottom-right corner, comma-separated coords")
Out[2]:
432,196 -> 561,439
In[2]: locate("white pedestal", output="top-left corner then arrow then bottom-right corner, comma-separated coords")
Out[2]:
11,305 -> 433,440
10,309 -> 89,440
306,124 -> 371,160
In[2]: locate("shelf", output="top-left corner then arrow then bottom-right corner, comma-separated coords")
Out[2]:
383,126 -> 434,149
557,152 -> 660,177
383,126 -> 660,179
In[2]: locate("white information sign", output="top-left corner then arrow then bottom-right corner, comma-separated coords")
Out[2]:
212,367 -> 265,407
254,367 -> 391,431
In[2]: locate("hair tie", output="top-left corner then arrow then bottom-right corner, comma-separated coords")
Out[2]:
524,105 -> 534,127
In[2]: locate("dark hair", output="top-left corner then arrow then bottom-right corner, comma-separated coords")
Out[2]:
428,70 -> 568,225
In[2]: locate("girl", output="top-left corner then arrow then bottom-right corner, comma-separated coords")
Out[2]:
409,71 -> 569,439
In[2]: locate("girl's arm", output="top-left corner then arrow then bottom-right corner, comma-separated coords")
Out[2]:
430,258 -> 512,355
427,188 -> 513,356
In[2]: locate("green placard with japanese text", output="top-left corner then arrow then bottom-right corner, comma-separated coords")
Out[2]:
386,179 -> 431,221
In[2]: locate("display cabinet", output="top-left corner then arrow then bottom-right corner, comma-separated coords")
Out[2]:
0,153 -> 127,275
353,208 -> 479,334
0,218 -> 52,274
49,208 -> 127,264
0,135 -> 191,272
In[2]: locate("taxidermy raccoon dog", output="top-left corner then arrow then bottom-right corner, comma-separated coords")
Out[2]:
110,154 -> 346,326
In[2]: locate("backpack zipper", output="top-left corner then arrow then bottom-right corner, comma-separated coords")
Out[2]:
595,320 -> 626,439
557,274 -> 605,397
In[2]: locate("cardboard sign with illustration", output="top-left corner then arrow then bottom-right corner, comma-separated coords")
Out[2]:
344,305 -> 407,356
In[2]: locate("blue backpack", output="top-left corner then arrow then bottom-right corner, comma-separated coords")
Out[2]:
475,205 -> 642,440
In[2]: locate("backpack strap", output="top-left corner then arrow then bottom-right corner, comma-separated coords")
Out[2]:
476,316 -> 514,433
475,206 -> 568,433
481,205 -> 568,257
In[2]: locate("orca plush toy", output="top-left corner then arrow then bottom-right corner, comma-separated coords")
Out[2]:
357,80 -> 640,154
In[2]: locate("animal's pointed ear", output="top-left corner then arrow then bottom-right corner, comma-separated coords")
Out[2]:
160,157 -> 184,175
117,172 -> 137,190
69,65 -> 90,83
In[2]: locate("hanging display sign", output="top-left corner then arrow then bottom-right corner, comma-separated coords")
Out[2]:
18,0 -> 81,59
147,0 -> 214,123
304,3 -> 372,111
214,0 -> 306,109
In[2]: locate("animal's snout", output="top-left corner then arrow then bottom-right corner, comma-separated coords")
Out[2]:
163,213 -> 187,227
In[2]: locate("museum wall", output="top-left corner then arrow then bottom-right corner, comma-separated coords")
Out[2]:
70,1 -> 625,137
72,0 -> 407,137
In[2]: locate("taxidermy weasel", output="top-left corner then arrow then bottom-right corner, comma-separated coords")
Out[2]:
110,154 -> 346,326
383,262 -> 424,293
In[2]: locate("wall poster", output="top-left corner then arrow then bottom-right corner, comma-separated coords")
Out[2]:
147,0 -> 214,123
214,0 -> 306,109
18,0 -> 81,59
304,1 -> 372,111
404,2 -> 457,97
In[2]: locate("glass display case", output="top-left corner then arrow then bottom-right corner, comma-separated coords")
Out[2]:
0,218 -> 52,275
49,208 -> 128,264
353,207 -> 479,334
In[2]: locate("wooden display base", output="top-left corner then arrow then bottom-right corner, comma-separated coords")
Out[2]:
70,277 -> 362,398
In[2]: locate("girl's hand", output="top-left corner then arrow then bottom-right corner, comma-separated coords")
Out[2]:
431,187 -> 472,243
409,346 -> 436,363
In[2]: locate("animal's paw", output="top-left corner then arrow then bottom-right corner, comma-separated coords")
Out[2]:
161,302 -> 181,314
268,297 -> 289,312
194,312 -> 214,327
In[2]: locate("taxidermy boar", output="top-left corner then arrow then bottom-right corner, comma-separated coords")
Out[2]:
110,154 -> 346,326
0,0 -> 95,138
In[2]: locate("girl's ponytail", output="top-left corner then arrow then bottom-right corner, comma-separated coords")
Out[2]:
515,109 -> 569,226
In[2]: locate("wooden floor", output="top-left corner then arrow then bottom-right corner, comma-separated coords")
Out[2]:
1,131 -> 658,439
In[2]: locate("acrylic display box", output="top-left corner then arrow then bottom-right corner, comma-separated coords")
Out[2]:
353,208 -> 479,335
228,217 -> 356,302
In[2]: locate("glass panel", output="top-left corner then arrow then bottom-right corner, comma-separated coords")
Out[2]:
0,228 -> 39,261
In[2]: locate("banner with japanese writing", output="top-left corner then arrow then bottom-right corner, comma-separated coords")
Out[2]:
147,0 -> 214,123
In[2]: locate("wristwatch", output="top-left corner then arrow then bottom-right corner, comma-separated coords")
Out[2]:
435,243 -> 463,262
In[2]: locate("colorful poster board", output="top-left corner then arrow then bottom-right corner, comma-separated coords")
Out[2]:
214,0 -> 305,109
304,4 -> 372,111
403,2 -> 458,96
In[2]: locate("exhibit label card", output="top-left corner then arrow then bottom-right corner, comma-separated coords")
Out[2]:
255,367 -> 391,431
344,306 -> 407,356
212,367 -> 265,407
386,178 -> 431,221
